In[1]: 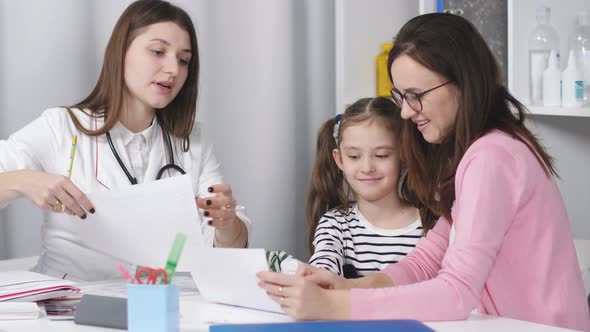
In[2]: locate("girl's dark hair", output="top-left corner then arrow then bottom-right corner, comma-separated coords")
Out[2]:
305,97 -> 412,253
387,13 -> 557,231
67,0 -> 199,151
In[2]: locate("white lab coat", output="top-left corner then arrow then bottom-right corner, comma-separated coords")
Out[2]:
0,107 -> 251,281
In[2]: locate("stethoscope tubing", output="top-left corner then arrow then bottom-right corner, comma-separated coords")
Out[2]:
105,116 -> 186,185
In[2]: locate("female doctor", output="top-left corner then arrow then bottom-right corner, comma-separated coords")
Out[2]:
0,0 -> 250,281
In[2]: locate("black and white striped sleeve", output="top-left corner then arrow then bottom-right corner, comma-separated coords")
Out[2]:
308,213 -> 345,275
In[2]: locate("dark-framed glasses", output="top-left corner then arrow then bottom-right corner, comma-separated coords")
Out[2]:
390,81 -> 451,112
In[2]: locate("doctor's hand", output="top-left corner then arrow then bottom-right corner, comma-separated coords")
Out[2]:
196,183 -> 247,247
257,270 -> 350,320
16,170 -> 95,219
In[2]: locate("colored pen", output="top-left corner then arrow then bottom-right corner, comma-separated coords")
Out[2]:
67,136 -> 78,179
163,233 -> 187,283
118,264 -> 135,284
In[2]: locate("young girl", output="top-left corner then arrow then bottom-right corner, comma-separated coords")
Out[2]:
0,0 -> 250,281
306,97 -> 422,278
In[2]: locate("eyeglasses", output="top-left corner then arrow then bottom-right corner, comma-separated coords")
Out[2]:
390,81 -> 451,112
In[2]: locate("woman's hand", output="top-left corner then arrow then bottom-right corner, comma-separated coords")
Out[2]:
196,183 -> 247,247
15,170 -> 95,219
257,270 -> 350,320
296,263 -> 349,289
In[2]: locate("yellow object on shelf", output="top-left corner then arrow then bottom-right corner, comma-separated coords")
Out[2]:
376,42 -> 394,97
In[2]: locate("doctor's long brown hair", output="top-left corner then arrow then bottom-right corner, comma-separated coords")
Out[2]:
67,0 -> 199,151
387,13 -> 557,231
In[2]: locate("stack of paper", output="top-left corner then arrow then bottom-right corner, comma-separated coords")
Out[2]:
0,302 -> 40,320
0,271 -> 79,302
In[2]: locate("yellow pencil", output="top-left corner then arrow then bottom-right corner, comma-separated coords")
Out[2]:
67,136 -> 78,179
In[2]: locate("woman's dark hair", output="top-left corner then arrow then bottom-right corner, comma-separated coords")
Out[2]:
68,0 -> 199,151
387,13 -> 556,231
305,97 -> 413,253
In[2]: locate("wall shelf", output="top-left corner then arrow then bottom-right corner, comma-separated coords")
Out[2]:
527,105 -> 590,118
508,0 -> 589,116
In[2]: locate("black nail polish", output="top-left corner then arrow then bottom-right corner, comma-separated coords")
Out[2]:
90,208 -> 96,214
208,187 -> 214,193
81,214 -> 87,220
204,211 -> 210,217
206,200 -> 212,206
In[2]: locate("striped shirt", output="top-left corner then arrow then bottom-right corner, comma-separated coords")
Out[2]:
309,204 -> 422,277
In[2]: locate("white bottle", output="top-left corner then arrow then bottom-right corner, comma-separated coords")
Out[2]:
569,11 -> 590,103
562,50 -> 585,107
529,7 -> 560,106
543,50 -> 561,107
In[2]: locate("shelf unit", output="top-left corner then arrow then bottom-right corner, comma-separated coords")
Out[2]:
508,0 -> 590,117
527,106 -> 590,117
336,0 -> 590,118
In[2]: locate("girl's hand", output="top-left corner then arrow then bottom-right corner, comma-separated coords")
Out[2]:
296,263 -> 349,289
16,170 -> 94,219
257,271 -> 350,320
196,183 -> 247,247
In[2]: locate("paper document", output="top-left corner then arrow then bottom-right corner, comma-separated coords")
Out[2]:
0,271 -> 79,302
65,175 -> 204,270
181,300 -> 292,329
187,248 -> 283,313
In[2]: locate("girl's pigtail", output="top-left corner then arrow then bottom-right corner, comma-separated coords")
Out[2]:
305,117 -> 347,254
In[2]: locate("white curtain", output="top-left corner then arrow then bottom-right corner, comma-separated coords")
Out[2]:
0,0 -> 335,260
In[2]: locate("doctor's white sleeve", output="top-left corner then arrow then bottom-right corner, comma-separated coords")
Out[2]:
0,109 -> 65,208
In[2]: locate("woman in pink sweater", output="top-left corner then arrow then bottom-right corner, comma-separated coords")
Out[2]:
258,13 -> 590,331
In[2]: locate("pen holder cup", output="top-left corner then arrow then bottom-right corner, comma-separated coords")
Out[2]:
127,284 -> 179,332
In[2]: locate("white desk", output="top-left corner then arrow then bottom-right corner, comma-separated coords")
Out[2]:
0,257 -> 578,332
0,295 -> 578,332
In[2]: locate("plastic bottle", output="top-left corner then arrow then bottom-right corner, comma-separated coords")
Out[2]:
562,50 -> 585,107
569,11 -> 590,103
528,7 -> 560,106
542,50 -> 561,107
376,42 -> 394,97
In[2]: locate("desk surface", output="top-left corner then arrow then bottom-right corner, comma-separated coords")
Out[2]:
0,296 -> 577,332
0,257 -> 578,332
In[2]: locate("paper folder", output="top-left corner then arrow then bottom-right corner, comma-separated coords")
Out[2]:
210,319 -> 434,332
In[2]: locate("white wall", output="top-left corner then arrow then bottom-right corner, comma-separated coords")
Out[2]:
191,0 -> 335,257
528,117 -> 590,239
0,0 -> 99,258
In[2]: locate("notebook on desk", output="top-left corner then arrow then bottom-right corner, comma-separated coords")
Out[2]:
0,271 -> 79,302
210,320 -> 435,332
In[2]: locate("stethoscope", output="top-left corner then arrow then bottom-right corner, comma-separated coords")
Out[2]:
105,116 -> 186,185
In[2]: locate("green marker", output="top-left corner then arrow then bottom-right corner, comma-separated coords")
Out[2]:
163,233 -> 186,283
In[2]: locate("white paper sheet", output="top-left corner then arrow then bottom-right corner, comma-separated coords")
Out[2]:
65,175 -> 204,270
186,248 -> 284,313
181,299 -> 292,329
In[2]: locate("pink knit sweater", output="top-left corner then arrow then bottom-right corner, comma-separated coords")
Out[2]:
350,131 -> 590,331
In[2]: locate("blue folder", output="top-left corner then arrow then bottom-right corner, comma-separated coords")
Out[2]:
210,320 -> 434,332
